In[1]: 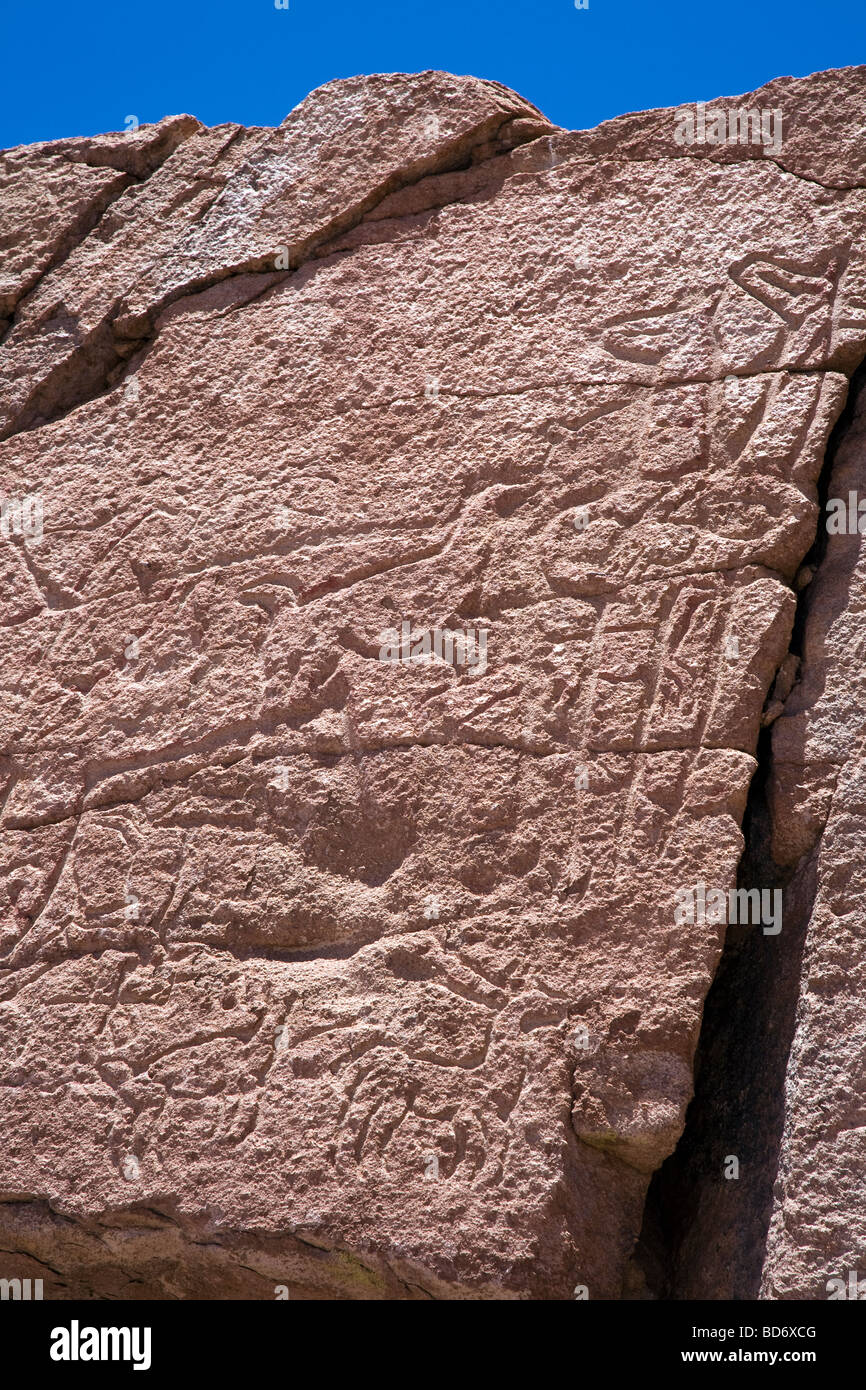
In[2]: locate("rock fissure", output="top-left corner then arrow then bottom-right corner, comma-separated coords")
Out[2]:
0,116 -> 202,344
0,110 -> 549,444
628,355 -> 866,1300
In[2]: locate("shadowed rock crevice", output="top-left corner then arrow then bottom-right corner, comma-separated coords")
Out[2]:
0,116 -> 202,346
0,108 -> 550,444
628,358 -> 866,1300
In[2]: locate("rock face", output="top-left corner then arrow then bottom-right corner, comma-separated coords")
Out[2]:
760,371 -> 866,1299
1,66 -> 865,1300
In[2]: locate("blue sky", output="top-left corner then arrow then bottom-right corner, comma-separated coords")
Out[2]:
1,0 -> 864,149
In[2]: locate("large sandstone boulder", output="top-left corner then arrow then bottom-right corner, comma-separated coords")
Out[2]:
1,65 -> 864,1299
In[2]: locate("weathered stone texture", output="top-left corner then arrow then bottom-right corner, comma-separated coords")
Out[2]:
760,374 -> 866,1300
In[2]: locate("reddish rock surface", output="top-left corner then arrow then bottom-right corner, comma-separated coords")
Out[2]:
760,372 -> 866,1300
1,66 -> 865,1299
